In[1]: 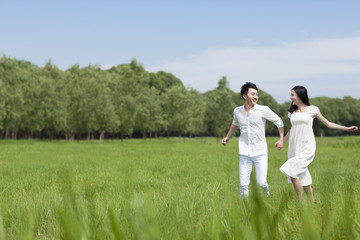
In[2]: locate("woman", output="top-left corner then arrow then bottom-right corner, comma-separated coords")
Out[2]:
279,86 -> 358,201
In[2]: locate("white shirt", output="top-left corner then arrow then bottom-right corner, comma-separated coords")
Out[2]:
232,104 -> 284,157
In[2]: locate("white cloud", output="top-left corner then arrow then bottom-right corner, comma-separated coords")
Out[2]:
146,37 -> 360,103
100,64 -> 114,70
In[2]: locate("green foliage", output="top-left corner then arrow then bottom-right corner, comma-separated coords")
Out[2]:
204,77 -> 236,140
162,85 -> 191,137
187,88 -> 206,137
150,71 -> 184,94
0,54 -> 359,139
135,86 -> 163,138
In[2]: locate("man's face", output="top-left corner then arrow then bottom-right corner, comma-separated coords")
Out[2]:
244,88 -> 258,105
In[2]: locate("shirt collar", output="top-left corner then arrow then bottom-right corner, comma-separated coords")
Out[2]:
242,104 -> 258,110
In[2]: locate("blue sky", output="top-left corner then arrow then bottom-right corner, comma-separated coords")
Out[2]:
1,1 -> 360,103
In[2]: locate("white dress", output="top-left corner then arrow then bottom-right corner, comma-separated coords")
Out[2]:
280,105 -> 320,186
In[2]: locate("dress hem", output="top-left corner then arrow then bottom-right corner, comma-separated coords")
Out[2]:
279,168 -> 312,186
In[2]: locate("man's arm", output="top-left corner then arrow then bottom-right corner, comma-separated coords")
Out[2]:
263,106 -> 284,150
263,106 -> 284,130
222,124 -> 238,146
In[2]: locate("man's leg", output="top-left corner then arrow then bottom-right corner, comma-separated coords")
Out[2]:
239,155 -> 253,198
253,153 -> 270,196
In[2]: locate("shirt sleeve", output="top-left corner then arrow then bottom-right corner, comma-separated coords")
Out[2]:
232,108 -> 239,126
308,105 -> 320,118
263,106 -> 284,128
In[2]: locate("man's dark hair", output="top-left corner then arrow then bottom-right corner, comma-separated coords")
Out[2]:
240,82 -> 258,100
288,86 -> 311,113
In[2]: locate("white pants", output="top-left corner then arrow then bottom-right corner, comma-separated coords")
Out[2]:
239,153 -> 269,198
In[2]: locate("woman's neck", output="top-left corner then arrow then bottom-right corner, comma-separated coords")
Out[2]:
296,103 -> 308,112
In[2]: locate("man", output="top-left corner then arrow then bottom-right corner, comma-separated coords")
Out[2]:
222,82 -> 284,197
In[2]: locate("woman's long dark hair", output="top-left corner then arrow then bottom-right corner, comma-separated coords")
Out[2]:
288,86 -> 311,113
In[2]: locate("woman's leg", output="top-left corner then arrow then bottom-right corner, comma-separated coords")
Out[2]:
290,177 -> 303,200
303,185 -> 315,202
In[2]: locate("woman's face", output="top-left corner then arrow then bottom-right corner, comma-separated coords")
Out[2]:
290,90 -> 301,105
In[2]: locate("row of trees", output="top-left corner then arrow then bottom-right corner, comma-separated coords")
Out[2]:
1,55 -> 359,142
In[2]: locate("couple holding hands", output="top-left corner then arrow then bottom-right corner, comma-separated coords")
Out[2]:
222,82 -> 358,201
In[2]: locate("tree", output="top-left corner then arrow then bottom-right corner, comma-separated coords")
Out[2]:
65,64 -> 89,140
186,88 -> 206,138
13,60 -> 41,138
37,60 -> 68,139
162,85 -> 191,139
135,86 -> 163,140
0,55 -> 26,139
84,66 -> 119,143
152,71 -> 184,93
204,77 -> 236,142
108,60 -> 149,139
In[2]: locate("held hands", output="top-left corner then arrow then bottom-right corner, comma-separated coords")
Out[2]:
221,137 -> 229,146
275,140 -> 283,150
347,126 -> 358,132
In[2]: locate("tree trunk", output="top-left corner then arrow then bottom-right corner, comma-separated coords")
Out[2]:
5,128 -> 10,139
143,132 -> 147,141
87,130 -> 91,141
155,132 -> 158,138
99,130 -> 105,144
12,129 -> 17,139
320,129 -> 325,138
49,132 -> 54,140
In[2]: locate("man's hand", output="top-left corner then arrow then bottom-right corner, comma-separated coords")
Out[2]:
222,137 -> 229,146
275,140 -> 283,150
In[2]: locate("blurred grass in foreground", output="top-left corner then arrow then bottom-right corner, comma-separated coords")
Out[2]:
0,137 -> 359,239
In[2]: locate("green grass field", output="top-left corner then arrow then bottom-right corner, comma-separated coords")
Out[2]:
0,137 -> 359,239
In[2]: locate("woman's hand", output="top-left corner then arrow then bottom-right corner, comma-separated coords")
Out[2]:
347,126 -> 358,132
275,140 -> 284,150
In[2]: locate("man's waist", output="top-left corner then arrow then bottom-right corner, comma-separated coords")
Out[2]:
239,148 -> 268,157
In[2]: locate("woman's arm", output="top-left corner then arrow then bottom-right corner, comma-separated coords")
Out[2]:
283,128 -> 291,143
316,112 -> 358,132
275,126 -> 290,150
